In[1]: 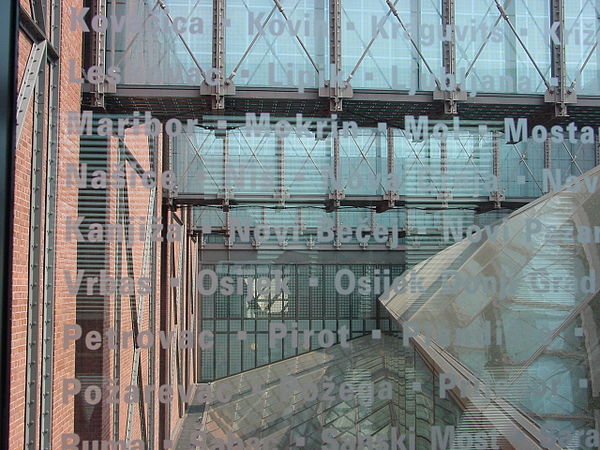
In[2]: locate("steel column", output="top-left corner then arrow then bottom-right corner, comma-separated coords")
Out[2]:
221,130 -> 231,210
276,134 -> 287,205
380,127 -> 398,211
328,134 -> 344,210
435,0 -> 467,114
39,0 -> 60,441
24,43 -> 47,450
147,135 -> 159,450
546,0 -> 576,117
595,134 -> 600,168
111,138 -> 125,442
439,139 -> 449,207
201,0 -> 235,109
323,0 -> 350,111
544,138 -> 552,170
490,131 -> 505,208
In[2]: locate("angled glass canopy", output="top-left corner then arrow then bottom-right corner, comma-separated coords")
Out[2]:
380,165 -> 600,447
195,334 -> 465,449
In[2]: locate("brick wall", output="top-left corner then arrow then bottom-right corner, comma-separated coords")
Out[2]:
10,0 -> 82,447
10,2 -> 199,446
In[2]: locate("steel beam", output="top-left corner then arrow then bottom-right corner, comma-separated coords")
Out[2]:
16,41 -> 46,144
197,242 -> 411,252
112,139 -> 124,442
120,145 -> 148,445
546,0 -> 577,117
175,193 -> 533,210
24,42 -> 46,450
30,0 -> 46,35
18,8 -> 58,60
147,135 -> 159,450
100,86 -> 600,128
39,1 -> 60,445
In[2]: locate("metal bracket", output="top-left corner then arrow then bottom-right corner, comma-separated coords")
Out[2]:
384,190 -> 399,206
433,88 -> 468,115
489,191 -> 506,209
200,78 -> 236,110
328,189 -> 345,208
544,86 -> 577,118
319,79 -> 353,112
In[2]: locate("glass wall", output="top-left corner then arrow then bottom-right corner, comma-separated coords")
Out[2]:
199,263 -> 402,380
107,0 -> 600,94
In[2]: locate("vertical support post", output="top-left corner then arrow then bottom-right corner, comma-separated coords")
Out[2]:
223,131 -> 228,193
225,210 -> 231,247
328,134 -> 344,210
410,0 -> 421,92
435,0 -> 466,114
544,138 -> 552,170
333,134 -> 340,183
440,138 -> 448,207
40,0 -> 60,443
548,0 -> 576,117
596,134 -> 600,167
329,0 -> 343,111
387,127 -> 394,176
147,136 -> 158,450
212,0 -> 226,109
333,210 -> 341,248
24,42 -> 47,450
380,126 -> 398,211
218,129 -> 231,210
158,127 -> 170,448
441,0 -> 455,80
276,134 -> 287,205
112,138 -> 125,442
91,0 -> 107,107
298,209 -> 304,232
490,131 -> 504,209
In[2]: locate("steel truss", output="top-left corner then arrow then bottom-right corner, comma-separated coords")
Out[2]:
86,0 -> 600,120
